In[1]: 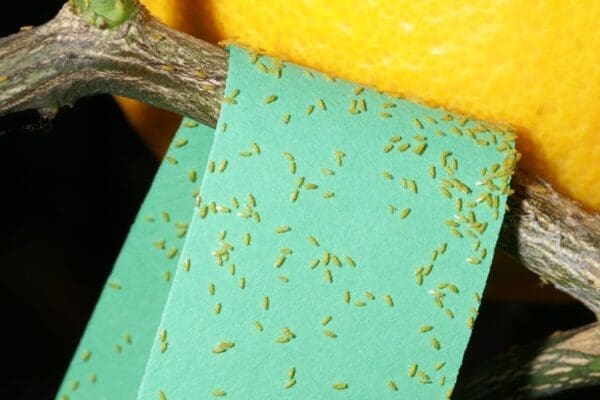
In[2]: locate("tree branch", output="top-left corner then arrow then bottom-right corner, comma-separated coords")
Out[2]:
500,174 -> 600,312
1,5 -> 598,311
455,322 -> 600,399
0,3 -> 226,126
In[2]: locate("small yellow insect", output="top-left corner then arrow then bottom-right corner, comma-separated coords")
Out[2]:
160,341 -> 168,353
399,208 -> 411,219
324,329 -> 337,338
384,295 -> 394,307
212,341 -> 235,354
381,171 -> 394,180
223,95 -> 237,105
331,255 -> 341,267
274,256 -> 286,268
342,291 -> 351,303
275,226 -> 291,234
467,316 -> 475,329
290,189 -> 299,202
81,351 -> 91,362
415,274 -> 423,286
282,327 -> 296,338
408,180 -> 418,193
342,256 -> 355,267
413,143 -> 427,155
439,243 -> 448,253
284,379 -> 296,389
397,143 -> 410,152
175,138 -> 188,148
412,118 -> 423,129
264,95 -> 278,104
417,371 -> 431,384
408,363 -> 418,377
429,165 -> 436,179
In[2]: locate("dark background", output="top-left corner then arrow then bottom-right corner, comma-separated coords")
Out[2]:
0,2 -> 596,399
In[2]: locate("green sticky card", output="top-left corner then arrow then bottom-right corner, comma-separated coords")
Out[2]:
56,121 -> 214,400
136,46 -> 517,399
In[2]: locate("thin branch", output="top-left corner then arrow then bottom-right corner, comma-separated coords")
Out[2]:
0,4 -> 226,126
500,174 -> 600,312
455,322 -> 600,399
1,5 -> 598,311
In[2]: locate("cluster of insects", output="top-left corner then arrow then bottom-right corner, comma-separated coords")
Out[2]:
93,48 -> 519,400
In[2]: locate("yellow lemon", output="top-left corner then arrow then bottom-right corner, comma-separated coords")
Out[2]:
122,0 -> 600,210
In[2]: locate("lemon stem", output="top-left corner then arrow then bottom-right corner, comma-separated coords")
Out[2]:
69,0 -> 139,29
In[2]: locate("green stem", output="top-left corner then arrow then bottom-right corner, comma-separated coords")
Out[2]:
69,0 -> 139,29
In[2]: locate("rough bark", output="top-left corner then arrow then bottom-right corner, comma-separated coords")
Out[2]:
500,174 -> 600,312
455,322 -> 600,399
0,4 -> 226,126
0,5 -> 598,313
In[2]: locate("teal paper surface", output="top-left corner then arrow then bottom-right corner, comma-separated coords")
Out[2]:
137,46 -> 517,399
56,121 -> 214,400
